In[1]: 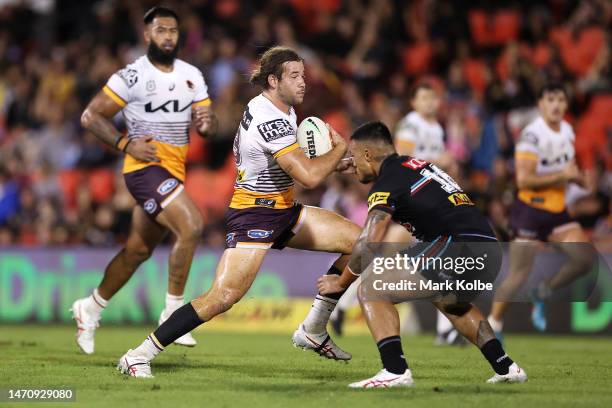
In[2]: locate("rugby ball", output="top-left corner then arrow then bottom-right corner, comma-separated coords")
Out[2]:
297,116 -> 332,158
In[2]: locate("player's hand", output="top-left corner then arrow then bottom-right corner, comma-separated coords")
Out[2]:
194,105 -> 214,135
336,157 -> 356,174
327,123 -> 347,154
126,136 -> 160,162
317,274 -> 347,295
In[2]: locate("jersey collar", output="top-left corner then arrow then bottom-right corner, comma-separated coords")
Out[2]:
379,153 -> 398,175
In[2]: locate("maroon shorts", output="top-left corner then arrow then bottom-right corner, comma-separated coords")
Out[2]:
224,203 -> 306,249
509,199 -> 577,241
123,166 -> 184,218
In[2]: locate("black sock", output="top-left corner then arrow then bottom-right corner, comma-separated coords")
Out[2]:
480,339 -> 513,375
153,303 -> 203,347
377,336 -> 408,374
321,266 -> 346,300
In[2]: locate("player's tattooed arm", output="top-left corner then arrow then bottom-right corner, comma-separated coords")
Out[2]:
81,90 -> 159,162
317,209 -> 392,295
347,209 -> 393,276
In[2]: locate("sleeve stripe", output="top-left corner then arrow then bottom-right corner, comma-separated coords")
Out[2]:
192,98 -> 212,107
273,143 -> 300,159
103,85 -> 127,107
515,151 -> 539,161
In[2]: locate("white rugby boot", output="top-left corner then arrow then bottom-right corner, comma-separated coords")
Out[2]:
292,324 -> 352,361
486,363 -> 528,383
348,369 -> 414,389
158,309 -> 197,347
70,298 -> 99,355
117,349 -> 154,378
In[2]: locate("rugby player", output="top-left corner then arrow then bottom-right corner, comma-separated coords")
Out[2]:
333,83 -> 463,343
317,121 -> 526,388
71,6 -> 216,353
117,46 -> 361,377
488,84 -> 594,335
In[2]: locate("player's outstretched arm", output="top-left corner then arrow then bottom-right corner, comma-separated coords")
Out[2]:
277,124 -> 347,189
318,209 -> 392,295
515,156 -> 580,189
81,90 -> 159,162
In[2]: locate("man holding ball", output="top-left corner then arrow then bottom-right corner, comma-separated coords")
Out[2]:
118,46 -> 361,377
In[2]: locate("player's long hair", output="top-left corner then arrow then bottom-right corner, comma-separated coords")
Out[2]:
250,46 -> 303,89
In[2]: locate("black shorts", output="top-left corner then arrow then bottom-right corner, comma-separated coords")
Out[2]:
225,203 -> 306,249
415,234 -> 502,302
509,199 -> 577,241
124,166 -> 184,218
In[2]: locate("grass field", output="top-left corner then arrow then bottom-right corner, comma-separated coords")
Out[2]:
1,325 -> 611,408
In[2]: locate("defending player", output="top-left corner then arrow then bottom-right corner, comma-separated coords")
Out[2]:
71,7 -> 216,353
117,46 -> 361,378
488,84 -> 594,336
395,83 -> 463,345
317,122 -> 527,388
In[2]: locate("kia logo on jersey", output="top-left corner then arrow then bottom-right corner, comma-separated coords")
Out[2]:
145,100 -> 191,113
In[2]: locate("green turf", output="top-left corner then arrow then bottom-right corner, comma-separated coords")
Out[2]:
0,326 -> 611,408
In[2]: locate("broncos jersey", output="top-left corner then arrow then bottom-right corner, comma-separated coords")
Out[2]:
103,55 -> 211,181
229,94 -> 301,210
395,111 -> 445,161
367,154 -> 492,241
515,116 -> 575,213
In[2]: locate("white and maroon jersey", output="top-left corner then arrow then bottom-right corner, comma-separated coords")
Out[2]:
103,55 -> 210,180
230,94 -> 300,210
515,116 -> 575,213
395,111 -> 445,162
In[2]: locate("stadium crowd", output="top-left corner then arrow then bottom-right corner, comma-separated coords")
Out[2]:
0,0 -> 610,247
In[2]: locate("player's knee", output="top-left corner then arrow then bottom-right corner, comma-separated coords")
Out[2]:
124,244 -> 153,264
177,220 -> 203,243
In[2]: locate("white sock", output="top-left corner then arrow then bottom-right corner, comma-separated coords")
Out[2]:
302,295 -> 337,334
165,293 -> 184,314
132,335 -> 164,361
436,311 -> 454,334
83,289 -> 107,319
487,315 -> 503,332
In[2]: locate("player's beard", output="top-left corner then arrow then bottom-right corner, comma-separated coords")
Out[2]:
147,41 -> 178,66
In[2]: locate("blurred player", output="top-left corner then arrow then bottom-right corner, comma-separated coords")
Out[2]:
395,83 -> 463,345
488,84 -> 594,336
117,46 -> 361,377
71,6 -> 216,354
318,121 -> 527,388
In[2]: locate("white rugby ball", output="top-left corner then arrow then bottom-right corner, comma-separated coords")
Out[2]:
297,116 -> 332,158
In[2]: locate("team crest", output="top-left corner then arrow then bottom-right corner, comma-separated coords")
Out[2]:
144,199 -> 157,214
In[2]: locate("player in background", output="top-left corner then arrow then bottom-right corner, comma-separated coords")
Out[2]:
318,121 -> 527,388
391,83 -> 463,345
488,84 -> 594,337
117,46 -> 361,378
71,7 -> 216,354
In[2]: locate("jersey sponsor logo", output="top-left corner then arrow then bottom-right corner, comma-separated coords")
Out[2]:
257,119 -> 295,142
145,100 -> 191,113
240,106 -> 252,130
448,192 -> 474,206
144,198 -> 157,214
157,178 -> 179,195
254,198 -> 276,208
247,229 -> 274,239
402,157 -> 428,170
117,68 -> 138,88
368,192 -> 391,211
